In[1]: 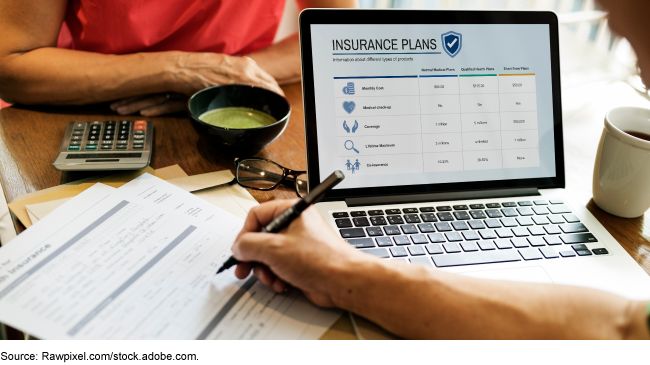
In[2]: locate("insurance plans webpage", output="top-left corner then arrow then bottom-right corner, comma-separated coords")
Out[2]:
309,24 -> 557,190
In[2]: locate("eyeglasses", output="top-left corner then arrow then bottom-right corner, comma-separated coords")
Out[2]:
234,158 -> 308,197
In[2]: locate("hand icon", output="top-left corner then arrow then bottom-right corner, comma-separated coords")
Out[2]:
352,120 -> 358,133
343,120 -> 350,133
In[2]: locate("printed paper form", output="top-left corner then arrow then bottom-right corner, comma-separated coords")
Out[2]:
0,182 -> 340,339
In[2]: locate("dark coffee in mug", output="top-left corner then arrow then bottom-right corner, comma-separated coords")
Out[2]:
623,130 -> 650,142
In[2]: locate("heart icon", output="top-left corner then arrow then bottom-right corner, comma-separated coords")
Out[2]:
342,101 -> 356,114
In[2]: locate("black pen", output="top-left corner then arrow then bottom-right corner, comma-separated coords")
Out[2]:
216,170 -> 345,274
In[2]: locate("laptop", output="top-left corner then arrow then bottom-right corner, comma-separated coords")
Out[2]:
298,9 -> 650,299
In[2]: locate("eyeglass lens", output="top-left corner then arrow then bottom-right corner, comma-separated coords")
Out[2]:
237,159 -> 284,189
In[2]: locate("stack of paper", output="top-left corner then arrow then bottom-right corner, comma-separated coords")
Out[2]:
0,173 -> 340,340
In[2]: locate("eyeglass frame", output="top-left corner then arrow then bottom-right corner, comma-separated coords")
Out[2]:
233,157 -> 308,197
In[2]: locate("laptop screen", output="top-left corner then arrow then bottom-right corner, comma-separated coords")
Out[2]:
301,11 -> 564,198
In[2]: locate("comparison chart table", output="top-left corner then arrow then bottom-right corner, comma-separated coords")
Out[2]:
334,74 -> 539,175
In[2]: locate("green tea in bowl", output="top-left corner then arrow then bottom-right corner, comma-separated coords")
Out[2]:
198,107 -> 276,129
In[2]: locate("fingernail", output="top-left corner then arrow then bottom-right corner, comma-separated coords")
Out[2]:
141,110 -> 151,116
117,106 -> 128,114
109,103 -> 117,110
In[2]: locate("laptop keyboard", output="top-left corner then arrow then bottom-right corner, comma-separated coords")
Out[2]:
332,199 -> 610,268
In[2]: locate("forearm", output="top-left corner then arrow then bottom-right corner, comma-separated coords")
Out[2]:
0,48 -> 187,105
330,258 -> 649,339
246,33 -> 301,85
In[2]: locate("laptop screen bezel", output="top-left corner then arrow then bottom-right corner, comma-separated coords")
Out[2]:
299,9 -> 565,201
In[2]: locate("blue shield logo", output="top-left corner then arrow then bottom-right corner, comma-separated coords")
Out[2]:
442,31 -> 462,58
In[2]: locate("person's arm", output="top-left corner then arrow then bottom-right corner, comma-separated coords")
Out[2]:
232,199 -> 650,339
0,0 -> 283,110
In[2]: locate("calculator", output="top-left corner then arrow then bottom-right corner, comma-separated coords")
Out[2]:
53,120 -> 153,171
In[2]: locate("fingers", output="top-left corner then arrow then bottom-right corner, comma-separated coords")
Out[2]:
232,232 -> 281,264
253,265 -> 286,293
236,199 -> 299,241
109,93 -> 187,116
140,99 -> 187,116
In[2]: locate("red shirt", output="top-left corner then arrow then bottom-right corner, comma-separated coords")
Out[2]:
1,0 -> 285,108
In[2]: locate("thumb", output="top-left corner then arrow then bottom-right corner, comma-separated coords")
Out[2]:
232,232 -> 284,266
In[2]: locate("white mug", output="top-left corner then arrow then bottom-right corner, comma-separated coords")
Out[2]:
593,106 -> 650,218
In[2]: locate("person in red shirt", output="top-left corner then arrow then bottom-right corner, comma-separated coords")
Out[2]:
0,0 -> 355,115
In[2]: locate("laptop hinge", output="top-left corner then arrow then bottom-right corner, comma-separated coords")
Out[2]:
344,188 -> 540,207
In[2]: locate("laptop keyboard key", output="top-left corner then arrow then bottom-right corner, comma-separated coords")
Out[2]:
332,212 -> 348,218
527,236 -> 546,247
347,238 -> 375,248
451,221 -> 469,230
404,214 -> 421,223
516,216 -> 534,226
500,218 -> 518,227
486,209 -> 503,218
353,217 -> 370,227
478,229 -> 497,239
501,208 -> 518,217
533,200 -> 548,205
350,211 -> 367,217
560,223 -> 588,233
519,248 -> 543,260
417,223 -> 435,233
389,247 -> 408,257
427,233 -> 446,243
502,202 -> 517,207
436,206 -> 452,211
434,222 -> 452,232
370,216 -> 387,226
539,247 -> 559,259
409,256 -> 433,266
593,248 -> 608,255
437,212 -> 454,221
461,242 -> 479,252
468,220 -> 485,229
533,206 -> 549,215
340,228 -> 366,238
548,205 -> 571,214
469,204 -> 485,209
393,236 -> 411,245
445,232 -> 463,242
544,225 -> 562,235
544,235 -> 562,245
366,227 -> 383,236
411,234 -> 429,244
528,226 -> 546,236
559,250 -> 576,257
571,244 -> 588,251
420,213 -> 438,222
402,208 -> 418,214
511,238 -> 529,248
453,211 -> 471,220
517,207 -> 534,216
360,248 -> 389,258
419,207 -> 435,212
469,210 -> 487,219
576,249 -> 593,256
512,227 -> 530,237
425,244 -> 444,254
387,215 -> 404,225
376,237 -> 393,247
453,205 -> 469,210
478,240 -> 496,250
432,250 -> 521,267
518,201 -> 533,206
462,231 -> 480,240
443,242 -> 462,253
563,214 -> 580,223
495,228 -> 514,238
368,210 -> 384,216
408,245 -> 426,256
548,215 -> 565,224
400,225 -> 418,234
385,209 -> 401,215
484,219 -> 502,228
383,226 -> 401,235
335,218 -> 353,228
495,239 -> 513,249
486,203 -> 501,208
560,233 -> 597,244
533,216 -> 549,225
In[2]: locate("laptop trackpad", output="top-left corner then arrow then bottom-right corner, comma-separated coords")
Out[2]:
460,266 -> 554,284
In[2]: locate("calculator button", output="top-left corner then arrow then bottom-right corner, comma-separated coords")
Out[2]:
73,122 -> 85,129
67,145 -> 80,150
134,130 -> 145,135
116,140 -> 128,145
102,140 -> 113,144
103,129 -> 114,135
69,140 -> 81,146
133,134 -> 145,140
90,125 -> 101,131
101,145 -> 113,150
71,135 -> 82,141
72,131 -> 84,136
86,140 -> 97,145
88,135 -> 99,141
116,145 -> 128,150
118,135 -> 129,140
102,135 -> 113,141
105,125 -> 114,130
85,145 -> 98,150
134,124 -> 146,131
132,144 -> 144,149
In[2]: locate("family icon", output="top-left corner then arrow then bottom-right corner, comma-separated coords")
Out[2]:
345,159 -> 361,174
